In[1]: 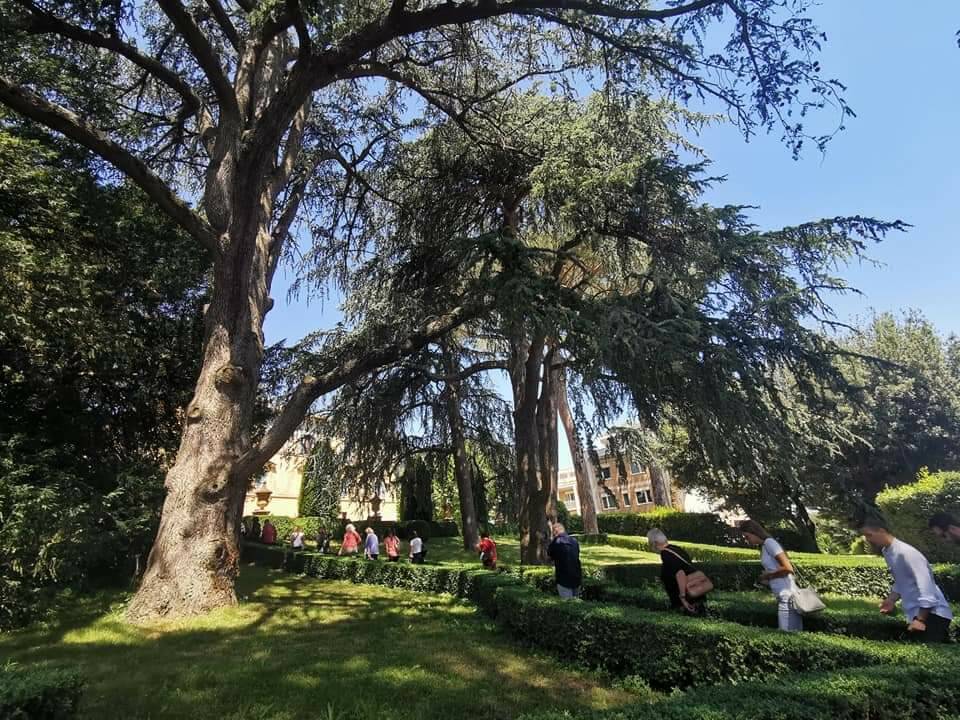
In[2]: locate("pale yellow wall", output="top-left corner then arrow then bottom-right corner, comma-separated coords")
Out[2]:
244,439 -> 398,520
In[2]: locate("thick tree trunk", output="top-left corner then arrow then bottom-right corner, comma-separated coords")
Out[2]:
791,497 -> 821,553
127,189 -> 273,621
649,462 -> 673,508
510,332 -> 551,565
556,370 -> 598,533
442,350 -> 480,551
539,347 -> 560,524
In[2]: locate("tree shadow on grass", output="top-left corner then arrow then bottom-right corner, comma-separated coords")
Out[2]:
1,566 -> 638,720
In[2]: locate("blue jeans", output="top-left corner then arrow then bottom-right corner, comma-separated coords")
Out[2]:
558,585 -> 579,600
777,589 -> 803,632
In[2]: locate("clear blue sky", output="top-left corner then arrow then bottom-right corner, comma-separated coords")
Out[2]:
264,1 -> 960,465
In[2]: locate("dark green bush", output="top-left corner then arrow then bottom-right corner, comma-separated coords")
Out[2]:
518,660 -> 960,720
595,560 -> 903,598
493,587 -> 926,690
594,585 -> 955,641
0,666 -> 84,719
597,510 -> 730,544
876,469 -> 960,563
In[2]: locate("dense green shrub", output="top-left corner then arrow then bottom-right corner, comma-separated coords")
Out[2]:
876,469 -> 960,563
597,510 -> 730,544
594,586 -> 955,641
594,560 -> 902,598
493,587 -> 931,690
518,661 -> 960,720
0,666 -> 84,719
606,534 -> 884,566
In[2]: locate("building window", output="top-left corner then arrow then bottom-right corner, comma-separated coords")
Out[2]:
630,461 -> 642,474
622,492 -> 631,507
600,491 -> 617,509
635,489 -> 654,504
563,492 -> 576,505
600,466 -> 612,480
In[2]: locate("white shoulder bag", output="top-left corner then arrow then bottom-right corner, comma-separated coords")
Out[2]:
790,564 -> 826,615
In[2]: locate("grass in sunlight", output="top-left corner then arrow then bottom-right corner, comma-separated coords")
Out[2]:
1,565 -> 647,720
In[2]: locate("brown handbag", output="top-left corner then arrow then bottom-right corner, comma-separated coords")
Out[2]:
663,547 -> 714,599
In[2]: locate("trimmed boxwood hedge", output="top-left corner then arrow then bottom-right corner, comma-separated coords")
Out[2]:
594,585 -> 959,642
518,660 -> 960,720
596,510 -> 730,544
241,544 -> 948,690
0,666 -> 83,719
593,558 -> 960,599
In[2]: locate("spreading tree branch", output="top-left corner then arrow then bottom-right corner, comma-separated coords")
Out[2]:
0,75 -> 219,254
156,0 -> 240,122
239,303 -> 488,475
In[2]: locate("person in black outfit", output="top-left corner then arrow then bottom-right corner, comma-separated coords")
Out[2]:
647,528 -> 706,616
547,523 -> 582,599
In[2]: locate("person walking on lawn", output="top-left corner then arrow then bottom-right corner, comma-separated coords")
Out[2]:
338,523 -> 361,556
737,519 -> 803,632
547,523 -> 582,599
364,527 -> 380,560
477,531 -> 498,570
409,531 -> 426,564
384,528 -> 401,562
647,528 -> 706,616
860,519 -> 954,643
260,519 -> 277,546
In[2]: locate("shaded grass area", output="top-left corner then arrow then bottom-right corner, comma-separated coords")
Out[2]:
0,566 -> 641,720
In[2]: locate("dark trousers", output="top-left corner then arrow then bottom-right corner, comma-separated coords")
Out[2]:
912,613 -> 952,643
411,552 -> 425,564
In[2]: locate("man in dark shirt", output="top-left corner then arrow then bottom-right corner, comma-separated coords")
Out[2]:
547,523 -> 582,599
648,528 -> 705,615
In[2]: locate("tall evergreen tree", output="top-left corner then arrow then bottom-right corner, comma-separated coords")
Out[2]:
0,0 -> 865,616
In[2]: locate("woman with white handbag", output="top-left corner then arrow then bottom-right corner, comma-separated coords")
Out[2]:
738,519 -> 805,632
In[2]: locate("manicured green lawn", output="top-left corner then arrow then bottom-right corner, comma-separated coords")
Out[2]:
1,566 -> 642,720
422,535 -> 660,567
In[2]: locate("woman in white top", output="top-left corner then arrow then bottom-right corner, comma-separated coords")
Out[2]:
291,526 -> 305,551
738,519 -> 802,632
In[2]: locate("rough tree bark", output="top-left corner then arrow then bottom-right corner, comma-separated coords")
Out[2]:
510,331 -> 552,564
556,369 -> 599,533
649,462 -> 674,508
441,347 -> 480,551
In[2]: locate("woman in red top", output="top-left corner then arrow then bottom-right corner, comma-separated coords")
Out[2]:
476,531 -> 497,570
338,523 -> 362,555
384,529 -> 401,562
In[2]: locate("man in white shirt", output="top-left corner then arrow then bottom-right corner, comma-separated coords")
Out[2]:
409,531 -> 425,564
860,520 -> 953,643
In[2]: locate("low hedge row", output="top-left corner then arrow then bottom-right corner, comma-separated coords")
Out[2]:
605,534 -> 886,566
241,544 -> 943,690
243,516 -> 458,541
0,665 -> 84,719
519,660 -> 960,720
594,585 -> 955,641
594,559 -> 960,599
596,510 -> 730,545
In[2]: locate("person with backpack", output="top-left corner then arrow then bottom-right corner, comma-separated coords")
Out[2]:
737,519 -> 803,632
647,528 -> 708,615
